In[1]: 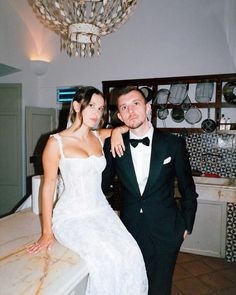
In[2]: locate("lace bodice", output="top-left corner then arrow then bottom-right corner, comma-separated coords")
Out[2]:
52,133 -> 109,221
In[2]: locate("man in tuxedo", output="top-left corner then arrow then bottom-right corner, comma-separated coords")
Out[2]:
102,86 -> 198,295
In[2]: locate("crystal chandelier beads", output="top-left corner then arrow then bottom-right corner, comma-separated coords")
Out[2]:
30,0 -> 138,57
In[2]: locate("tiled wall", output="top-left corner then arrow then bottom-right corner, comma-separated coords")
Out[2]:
185,133 -> 236,178
184,133 -> 236,262
226,203 -> 236,262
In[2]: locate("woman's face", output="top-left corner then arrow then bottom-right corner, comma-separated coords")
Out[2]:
82,93 -> 105,128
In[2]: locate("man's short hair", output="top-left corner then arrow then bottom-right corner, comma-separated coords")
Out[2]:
114,86 -> 146,106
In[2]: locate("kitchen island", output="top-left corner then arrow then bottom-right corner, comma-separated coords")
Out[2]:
0,209 -> 88,295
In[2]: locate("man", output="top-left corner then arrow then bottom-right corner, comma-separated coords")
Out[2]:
102,86 -> 198,295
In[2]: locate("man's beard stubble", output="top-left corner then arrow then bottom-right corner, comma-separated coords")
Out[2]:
125,119 -> 144,130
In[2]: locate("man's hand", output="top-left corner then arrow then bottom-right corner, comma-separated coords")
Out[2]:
183,230 -> 188,240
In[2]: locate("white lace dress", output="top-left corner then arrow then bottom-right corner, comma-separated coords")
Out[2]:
51,133 -> 148,295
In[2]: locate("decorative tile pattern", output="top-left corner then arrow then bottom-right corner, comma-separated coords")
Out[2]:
185,133 -> 236,178
186,134 -> 203,173
226,203 -> 236,262
184,133 -> 236,262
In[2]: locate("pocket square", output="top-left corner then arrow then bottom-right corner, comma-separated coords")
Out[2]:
163,156 -> 171,165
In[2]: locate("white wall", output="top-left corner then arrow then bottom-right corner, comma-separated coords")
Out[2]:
0,0 -> 236,196
0,0 -> 236,108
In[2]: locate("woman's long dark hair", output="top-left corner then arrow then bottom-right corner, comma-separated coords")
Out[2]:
68,86 -> 106,129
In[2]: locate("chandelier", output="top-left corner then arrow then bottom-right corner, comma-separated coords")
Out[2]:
30,0 -> 138,57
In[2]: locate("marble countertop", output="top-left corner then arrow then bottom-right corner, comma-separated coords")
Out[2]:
0,209 -> 88,295
193,176 -> 236,203
175,177 -> 236,203
193,176 -> 236,188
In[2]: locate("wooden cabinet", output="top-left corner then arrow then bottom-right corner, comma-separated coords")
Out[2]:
102,73 -> 236,133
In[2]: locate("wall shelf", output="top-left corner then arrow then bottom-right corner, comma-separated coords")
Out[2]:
102,73 -> 236,133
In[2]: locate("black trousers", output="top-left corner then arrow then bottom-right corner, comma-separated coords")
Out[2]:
133,222 -> 182,295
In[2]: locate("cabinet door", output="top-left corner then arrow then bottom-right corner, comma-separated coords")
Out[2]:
181,199 -> 227,258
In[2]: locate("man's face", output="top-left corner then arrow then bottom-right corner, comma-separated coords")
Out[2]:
117,90 -> 150,130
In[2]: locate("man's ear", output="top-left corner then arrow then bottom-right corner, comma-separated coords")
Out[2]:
146,103 -> 151,115
73,101 -> 80,113
117,112 -> 124,123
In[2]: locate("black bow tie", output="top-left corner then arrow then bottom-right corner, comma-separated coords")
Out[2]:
129,137 -> 150,148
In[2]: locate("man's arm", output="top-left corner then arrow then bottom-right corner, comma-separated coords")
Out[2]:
175,138 -> 198,234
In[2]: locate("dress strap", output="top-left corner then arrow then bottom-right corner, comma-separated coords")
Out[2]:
50,133 -> 65,158
93,130 -> 104,149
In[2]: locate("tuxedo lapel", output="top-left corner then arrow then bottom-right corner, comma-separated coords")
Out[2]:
142,129 -> 166,197
120,133 -> 141,196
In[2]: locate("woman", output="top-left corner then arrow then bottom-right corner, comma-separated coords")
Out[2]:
27,86 -> 148,295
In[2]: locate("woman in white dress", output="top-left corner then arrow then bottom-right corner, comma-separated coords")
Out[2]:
27,86 -> 148,295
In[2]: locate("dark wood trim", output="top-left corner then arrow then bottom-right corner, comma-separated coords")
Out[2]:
102,73 -> 236,133
156,128 -> 206,134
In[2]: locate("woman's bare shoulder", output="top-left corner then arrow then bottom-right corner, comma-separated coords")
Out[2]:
99,128 -> 112,141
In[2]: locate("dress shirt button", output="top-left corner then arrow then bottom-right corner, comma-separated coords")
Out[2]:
140,208 -> 143,213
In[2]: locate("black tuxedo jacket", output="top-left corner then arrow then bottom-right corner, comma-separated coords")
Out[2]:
102,128 -> 198,248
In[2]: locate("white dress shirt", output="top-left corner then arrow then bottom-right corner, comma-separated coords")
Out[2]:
129,124 -> 154,196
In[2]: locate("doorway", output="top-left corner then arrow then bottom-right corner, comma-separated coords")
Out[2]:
25,106 -> 56,196
0,84 -> 22,217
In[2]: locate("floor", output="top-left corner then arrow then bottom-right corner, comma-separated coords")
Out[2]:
171,252 -> 236,295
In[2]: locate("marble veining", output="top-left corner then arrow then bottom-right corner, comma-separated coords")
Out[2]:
193,177 -> 236,203
0,209 -> 88,295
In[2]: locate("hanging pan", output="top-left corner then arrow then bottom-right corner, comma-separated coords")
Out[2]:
195,82 -> 214,103
169,83 -> 189,105
153,88 -> 170,105
181,95 -> 191,111
139,86 -> 154,103
157,108 -> 169,120
201,107 -> 217,133
184,107 -> 202,125
171,106 -> 185,123
223,82 -> 236,104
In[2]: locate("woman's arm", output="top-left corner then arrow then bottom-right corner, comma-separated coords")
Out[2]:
99,125 -> 129,157
26,137 -> 59,253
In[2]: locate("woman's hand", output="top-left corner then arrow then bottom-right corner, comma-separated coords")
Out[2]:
26,233 -> 55,254
110,126 -> 128,158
